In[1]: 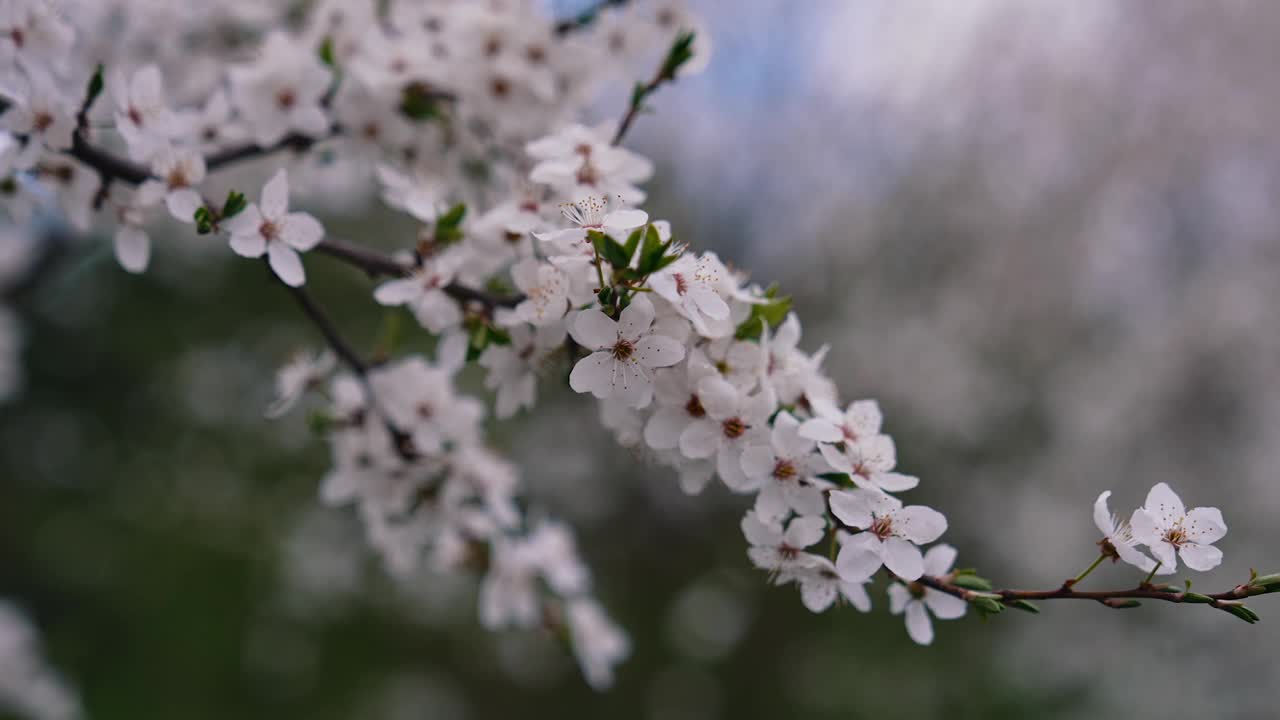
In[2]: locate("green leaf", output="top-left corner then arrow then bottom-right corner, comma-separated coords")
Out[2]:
1181,592 -> 1216,604
221,190 -> 247,219
1222,603 -> 1261,624
1106,599 -> 1142,609
622,227 -> 643,261
589,230 -> 632,269
84,64 -> 105,113
659,31 -> 697,81
636,224 -> 674,275
318,36 -> 336,67
734,291 -> 794,341
1006,599 -> 1040,614
1250,573 -> 1280,590
970,597 -> 1004,615
438,203 -> 466,228
817,472 -> 852,485
951,575 -> 993,592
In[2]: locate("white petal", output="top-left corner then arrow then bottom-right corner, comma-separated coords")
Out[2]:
1148,540 -> 1178,572
835,536 -> 883,582
875,472 -> 919,493
570,309 -> 618,349
165,189 -> 203,222
261,168 -> 290,218
798,418 -> 842,443
228,231 -> 266,258
784,516 -> 826,549
602,208 -> 648,231
800,578 -> 837,613
739,444 -> 776,481
896,506 -> 948,545
741,511 -> 782,547
1179,542 -> 1223,572
222,204 -> 262,236
923,589 -> 967,620
633,334 -> 684,368
678,419 -> 720,459
839,581 -> 872,612
881,537 -> 924,581
268,242 -> 305,287
373,278 -> 422,305
643,407 -> 688,450
904,602 -> 934,645
1183,507 -> 1227,545
922,544 -> 958,577
282,212 -> 324,251
114,226 -> 150,273
617,294 -> 655,341
828,490 -> 871,529
887,583 -> 911,615
716,447 -> 756,492
612,359 -> 652,407
1093,491 -> 1115,536
1144,482 -> 1185,526
818,443 -> 853,474
1128,508 -> 1161,546
696,376 -> 738,419
569,352 -> 613,396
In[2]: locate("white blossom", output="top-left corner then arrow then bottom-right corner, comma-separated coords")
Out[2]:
831,489 -> 948,582
887,544 -> 967,646
224,169 -> 325,287
1129,482 -> 1227,573
567,294 -> 685,407
1093,490 -> 1165,575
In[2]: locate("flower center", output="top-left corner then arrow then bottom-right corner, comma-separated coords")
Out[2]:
673,273 -> 688,295
127,105 -> 143,127
32,112 -> 53,132
684,394 -> 706,418
416,402 -> 433,419
10,28 -> 24,47
489,76 -> 511,98
722,417 -> 746,439
259,220 -> 280,241
276,89 -> 296,110
1163,526 -> 1187,547
870,515 -> 895,540
611,339 -> 635,361
166,167 -> 189,188
772,459 -> 798,481
576,162 -> 599,187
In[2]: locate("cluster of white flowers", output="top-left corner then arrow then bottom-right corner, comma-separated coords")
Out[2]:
0,601 -> 82,720
0,0 -> 1256,693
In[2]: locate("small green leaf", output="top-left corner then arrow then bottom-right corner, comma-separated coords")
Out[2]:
1250,573 -> 1280,589
636,224 -> 672,274
951,575 -> 993,592
221,190 -> 247,219
84,64 -> 105,112
1106,599 -> 1142,609
970,597 -> 1004,615
589,230 -> 632,269
659,31 -> 697,81
1006,599 -> 1040,614
817,472 -> 852,485
1181,592 -> 1215,604
318,36 -> 336,67
622,227 -> 642,261
306,411 -> 334,435
400,81 -> 444,121
1222,603 -> 1261,624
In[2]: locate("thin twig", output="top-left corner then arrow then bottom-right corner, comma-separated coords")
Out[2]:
918,574 -> 1265,614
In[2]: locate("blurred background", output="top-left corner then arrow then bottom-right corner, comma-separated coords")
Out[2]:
5,0 -> 1280,718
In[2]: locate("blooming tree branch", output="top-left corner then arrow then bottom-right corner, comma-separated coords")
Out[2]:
0,0 -> 1275,696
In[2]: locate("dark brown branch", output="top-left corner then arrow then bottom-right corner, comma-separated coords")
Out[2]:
280,278 -> 369,375
314,237 -> 523,309
917,574 -> 1268,616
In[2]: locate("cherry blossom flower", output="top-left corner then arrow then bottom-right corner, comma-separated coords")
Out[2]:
535,195 -> 649,250
136,145 -> 206,222
741,511 -> 825,574
224,169 -> 325,287
265,349 -> 336,419
740,410 -> 830,521
567,294 -> 685,407
110,65 -> 180,161
0,72 -> 74,168
777,556 -> 873,614
678,376 -> 776,489
478,321 -> 565,419
509,258 -> 570,326
818,434 -> 919,494
372,247 -> 468,333
648,252 -> 733,337
229,31 -> 333,147
566,598 -> 630,691
642,353 -> 717,451
1093,490 -> 1166,574
887,544 -> 967,646
188,89 -> 248,154
0,1 -> 75,77
831,489 -> 948,582
1129,482 -> 1227,573
527,123 -> 653,203
800,398 -> 883,447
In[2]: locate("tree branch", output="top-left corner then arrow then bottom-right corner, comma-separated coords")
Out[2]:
553,0 -> 630,34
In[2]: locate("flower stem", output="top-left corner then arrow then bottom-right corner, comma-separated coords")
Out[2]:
1141,562 -> 1163,587
1071,553 -> 1108,586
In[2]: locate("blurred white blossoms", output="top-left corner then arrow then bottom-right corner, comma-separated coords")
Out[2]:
568,294 -> 685,407
1129,482 -> 1227,573
265,349 -> 335,419
887,545 -> 967,646
0,600 -> 82,720
225,169 -> 324,287
229,31 -> 333,147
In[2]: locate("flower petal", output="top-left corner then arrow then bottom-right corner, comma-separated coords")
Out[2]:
373,278 -> 422,305
261,168 -> 290,218
1144,482 -> 1185,528
569,352 -> 613,396
904,601 -> 934,645
896,505 -> 948,545
281,212 -> 324,251
881,536 -> 925,581
633,333 -> 684,368
922,544 -> 958,577
617,293 -> 655,340
923,589 -> 968,620
113,226 -> 150,273
268,242 -> 305,287
1183,507 -> 1227,545
828,490 -> 871,529
1179,542 -> 1223,572
570,309 -> 618,349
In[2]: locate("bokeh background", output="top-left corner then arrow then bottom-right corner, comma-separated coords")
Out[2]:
5,0 -> 1280,718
